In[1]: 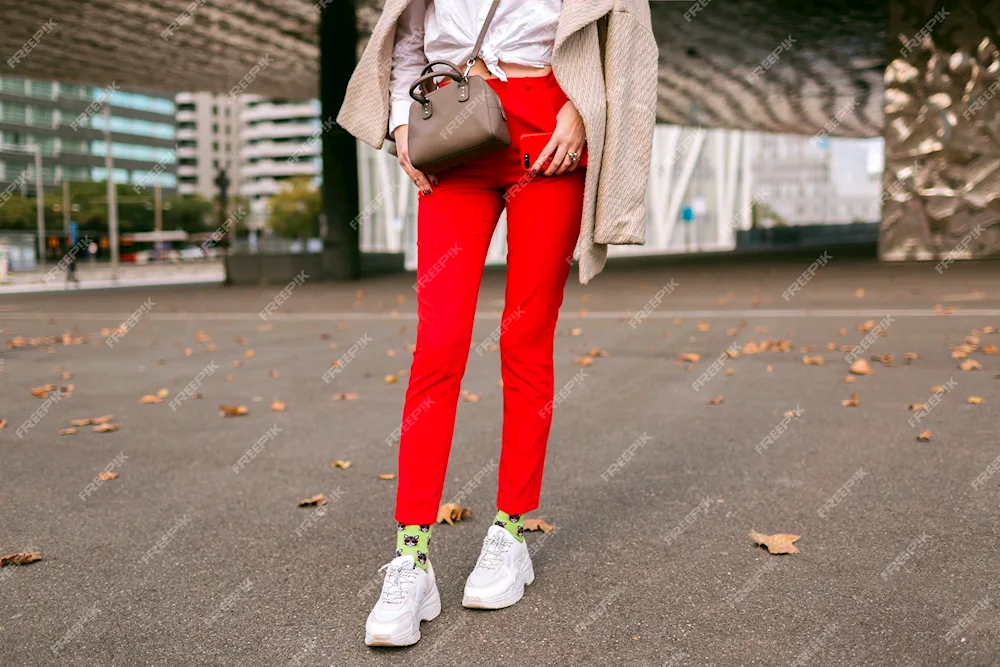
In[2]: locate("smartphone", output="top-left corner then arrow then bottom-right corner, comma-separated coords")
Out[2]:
520,132 -> 588,171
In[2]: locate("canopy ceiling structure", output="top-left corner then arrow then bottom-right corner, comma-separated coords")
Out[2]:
2,0 -> 886,138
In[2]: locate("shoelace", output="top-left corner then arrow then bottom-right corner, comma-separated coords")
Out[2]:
378,562 -> 418,604
476,532 -> 512,571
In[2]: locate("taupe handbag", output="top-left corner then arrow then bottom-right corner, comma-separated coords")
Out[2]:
405,0 -> 511,175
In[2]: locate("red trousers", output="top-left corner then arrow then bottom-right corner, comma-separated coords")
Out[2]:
395,72 -> 585,525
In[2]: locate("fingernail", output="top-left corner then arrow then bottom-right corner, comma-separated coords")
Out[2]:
530,169 -> 537,176
423,189 -> 432,196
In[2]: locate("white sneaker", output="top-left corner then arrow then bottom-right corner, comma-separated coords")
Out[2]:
462,525 -> 534,609
365,555 -> 441,646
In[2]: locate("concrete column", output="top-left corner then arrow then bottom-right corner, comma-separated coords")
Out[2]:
319,0 -> 361,280
881,0 -> 1000,261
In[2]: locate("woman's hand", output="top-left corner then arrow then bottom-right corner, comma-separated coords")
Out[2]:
394,125 -> 437,194
531,99 -> 586,177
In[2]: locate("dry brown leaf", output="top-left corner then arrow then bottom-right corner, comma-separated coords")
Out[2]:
384,374 -> 398,384
270,400 -> 286,412
436,502 -> 472,526
907,403 -> 926,411
333,393 -> 359,401
377,473 -> 396,480
59,427 -> 78,436
569,327 -> 583,337
849,359 -> 874,376
904,352 -> 920,363
855,288 -> 865,298
825,342 -> 837,351
524,518 -> 555,533
858,320 -> 875,333
30,384 -> 55,398
386,349 -> 397,357
725,368 -> 735,376
92,423 -> 120,433
298,494 -> 327,507
837,328 -> 848,336
462,391 -> 481,403
959,359 -> 982,371
232,360 -> 242,367
930,385 -> 945,393
99,471 -> 118,481
589,347 -> 609,357
234,336 -> 247,345
766,365 -> 773,372
871,354 -> 894,366
574,356 -> 594,367
184,348 -> 193,357
269,370 -> 279,378
844,375 -> 856,383
697,322 -> 711,332
979,326 -> 998,334
782,408 -> 802,417
219,404 -> 249,417
983,343 -> 998,355
842,393 -> 860,407
331,460 -> 352,469
61,371 -> 73,380
750,529 -> 801,554
917,430 -> 932,441
802,355 -> 824,366
726,327 -> 740,336
935,304 -> 957,316
196,331 -> 211,343
245,349 -> 255,358
967,396 -> 986,405
800,345 -> 816,353
206,344 -> 217,352
0,552 -> 42,567
139,394 -> 161,404
225,374 -> 235,382
706,395 -> 724,405
952,349 -> 968,359
679,352 -> 701,363
91,415 -> 114,425
258,323 -> 272,332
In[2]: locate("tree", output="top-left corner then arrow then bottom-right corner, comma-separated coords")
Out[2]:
163,195 -> 213,234
267,177 -> 321,239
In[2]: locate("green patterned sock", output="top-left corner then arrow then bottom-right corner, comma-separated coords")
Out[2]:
395,523 -> 432,570
494,510 -> 525,543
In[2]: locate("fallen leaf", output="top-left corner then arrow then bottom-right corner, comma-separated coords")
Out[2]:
184,348 -> 193,357
959,359 -> 982,371
377,473 -> 396,481
385,374 -> 398,384
333,393 -> 359,401
61,371 -> 73,380
258,323 -> 272,332
907,403 -> 926,411
462,391 -> 481,403
706,395 -> 724,405
270,400 -> 286,412
837,328 -> 848,336
0,419 -> 5,430
30,384 -> 55,398
725,368 -> 735,376
91,415 -> 114,425
569,327 -> 583,337
842,393 -> 860,407
232,360 -> 242,368
983,343 -> 998,355
92,423 -> 120,433
298,494 -> 327,507
331,460 -> 352,469
386,349 -> 397,357
802,355 -> 824,366
967,396 -> 985,404
917,430 -> 932,441
269,370 -> 279,378
0,552 -> 42,567
206,344 -> 217,352
219,404 -> 249,417
825,342 -> 837,351
196,331 -> 212,343
99,471 -> 118,481
589,347 -> 608,357
225,374 -> 235,382
59,427 -> 78,436
436,502 -> 472,525
574,356 -> 594,367
524,519 -> 555,533
904,352 -> 919,363
750,529 -> 801,555
930,385 -> 945,393
727,327 -> 740,336
679,352 -> 701,363
844,375 -> 856,383
766,365 -> 773,372
697,322 -> 711,332
234,336 -> 247,345
855,288 -> 865,298
139,394 -> 161,404
849,359 -> 874,376
858,320 -> 875,333
245,349 -> 255,358
952,349 -> 968,359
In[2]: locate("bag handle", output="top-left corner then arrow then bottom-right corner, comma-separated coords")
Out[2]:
464,0 -> 502,77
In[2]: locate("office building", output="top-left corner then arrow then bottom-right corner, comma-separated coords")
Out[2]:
174,92 -> 241,201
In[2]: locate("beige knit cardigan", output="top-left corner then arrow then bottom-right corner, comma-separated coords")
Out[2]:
336,0 -> 658,284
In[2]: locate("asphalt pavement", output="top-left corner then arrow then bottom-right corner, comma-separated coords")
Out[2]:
1,255 -> 999,666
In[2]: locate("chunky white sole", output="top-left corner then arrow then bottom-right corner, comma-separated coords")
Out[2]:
462,555 -> 535,610
365,585 -> 442,647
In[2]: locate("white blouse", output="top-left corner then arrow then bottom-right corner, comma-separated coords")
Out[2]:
388,0 -> 563,135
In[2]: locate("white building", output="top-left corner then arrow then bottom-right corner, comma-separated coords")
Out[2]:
174,92 -> 242,201
239,96 -> 323,225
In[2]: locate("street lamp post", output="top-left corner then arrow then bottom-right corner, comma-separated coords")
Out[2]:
0,142 -> 45,270
103,104 -> 120,280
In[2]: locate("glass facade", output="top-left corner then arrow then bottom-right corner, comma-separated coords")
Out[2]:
90,114 -> 175,141
103,89 -> 175,115
90,141 -> 176,163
